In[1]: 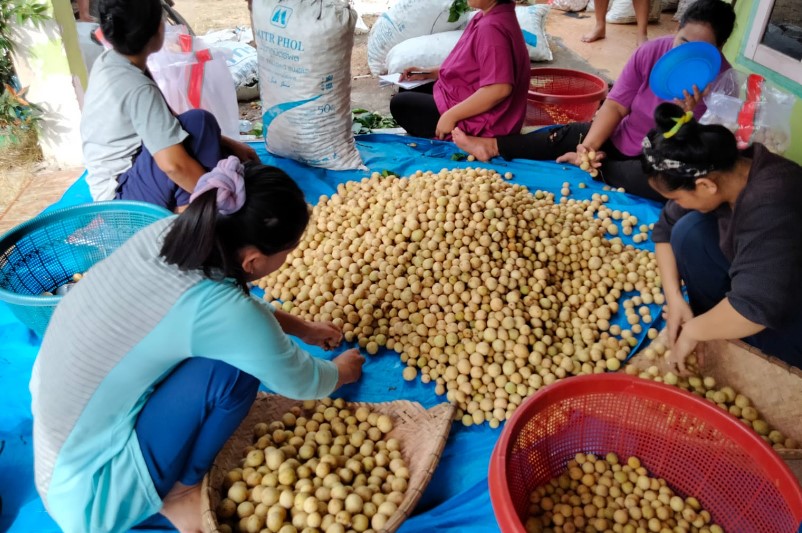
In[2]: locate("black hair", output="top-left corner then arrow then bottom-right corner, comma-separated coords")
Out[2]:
680,0 -> 736,48
161,163 -> 310,292
642,103 -> 739,192
496,0 -> 514,4
98,0 -> 163,55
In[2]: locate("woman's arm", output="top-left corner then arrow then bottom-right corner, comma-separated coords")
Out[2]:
555,99 -> 629,166
669,299 -> 766,373
683,300 -> 766,342
274,308 -> 309,338
221,135 -> 260,162
655,242 -> 696,346
152,144 -> 208,193
400,66 -> 440,82
436,83 -> 513,139
582,99 -> 628,152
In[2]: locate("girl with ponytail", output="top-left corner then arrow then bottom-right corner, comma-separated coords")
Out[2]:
646,102 -> 802,374
31,159 -> 365,533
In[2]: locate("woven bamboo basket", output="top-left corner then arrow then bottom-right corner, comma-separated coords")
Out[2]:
201,393 -> 456,533
630,334 -> 802,484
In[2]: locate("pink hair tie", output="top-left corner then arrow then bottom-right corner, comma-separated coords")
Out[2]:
190,156 -> 246,215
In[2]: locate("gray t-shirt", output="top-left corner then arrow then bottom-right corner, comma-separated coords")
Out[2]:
81,50 -> 188,201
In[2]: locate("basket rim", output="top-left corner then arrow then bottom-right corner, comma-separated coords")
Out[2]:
487,373 -> 802,533
527,67 -> 609,105
0,200 -> 171,305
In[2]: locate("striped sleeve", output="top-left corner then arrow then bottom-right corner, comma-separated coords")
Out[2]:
187,282 -> 339,399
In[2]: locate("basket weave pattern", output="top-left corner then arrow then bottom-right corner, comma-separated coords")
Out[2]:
202,393 -> 456,533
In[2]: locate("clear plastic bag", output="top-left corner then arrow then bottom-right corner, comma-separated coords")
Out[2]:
700,69 -> 796,155
147,29 -> 241,139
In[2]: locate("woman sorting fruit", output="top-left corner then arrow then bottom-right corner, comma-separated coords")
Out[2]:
644,103 -> 802,373
389,0 -> 531,140
452,0 -> 735,202
30,158 -> 365,533
81,0 -> 258,211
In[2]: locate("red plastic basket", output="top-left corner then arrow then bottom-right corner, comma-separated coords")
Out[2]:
489,374 -> 802,533
525,67 -> 608,126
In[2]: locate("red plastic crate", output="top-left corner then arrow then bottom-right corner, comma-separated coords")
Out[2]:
489,373 -> 802,533
525,67 -> 608,126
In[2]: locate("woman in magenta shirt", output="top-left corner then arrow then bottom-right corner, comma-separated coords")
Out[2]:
452,0 -> 735,202
389,0 -> 530,140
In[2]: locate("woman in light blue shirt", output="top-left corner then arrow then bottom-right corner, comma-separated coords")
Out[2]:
31,158 -> 365,533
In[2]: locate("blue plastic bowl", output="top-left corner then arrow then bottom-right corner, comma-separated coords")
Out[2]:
0,201 -> 171,337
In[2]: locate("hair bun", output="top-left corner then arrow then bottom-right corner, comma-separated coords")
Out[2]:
653,102 -> 689,134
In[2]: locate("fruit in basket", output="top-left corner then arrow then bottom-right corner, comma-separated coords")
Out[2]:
626,350 -> 800,450
525,453 -> 723,533
257,169 -> 663,426
215,398 -> 409,533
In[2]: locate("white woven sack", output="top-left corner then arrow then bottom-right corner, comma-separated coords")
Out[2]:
551,0 -> 589,12
386,31 -> 463,75
662,0 -> 679,11
253,0 -> 363,170
674,0 -> 698,21
587,0 -> 661,23
517,4 -> 553,62
367,0 -> 468,76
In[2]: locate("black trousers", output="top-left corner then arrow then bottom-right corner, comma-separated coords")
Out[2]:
389,83 -> 440,139
497,122 -> 665,202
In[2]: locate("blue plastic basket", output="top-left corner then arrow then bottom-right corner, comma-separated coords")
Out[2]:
0,201 -> 171,337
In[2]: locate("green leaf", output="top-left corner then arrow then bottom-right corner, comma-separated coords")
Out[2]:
448,0 -> 470,23
451,153 -> 467,161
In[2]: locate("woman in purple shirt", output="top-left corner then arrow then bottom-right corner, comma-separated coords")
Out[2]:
452,0 -> 735,202
389,0 -> 531,141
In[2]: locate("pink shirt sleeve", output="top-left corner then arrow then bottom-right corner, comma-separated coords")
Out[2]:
476,25 -> 516,88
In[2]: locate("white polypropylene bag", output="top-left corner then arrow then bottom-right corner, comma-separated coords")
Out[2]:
587,0 -> 661,23
148,34 -> 241,139
551,0 -> 589,12
208,41 -> 260,101
253,0 -> 363,170
517,4 -> 553,62
662,0 -> 679,11
199,28 -> 260,101
367,0 -> 468,76
673,0 -> 698,21
385,31 -> 463,75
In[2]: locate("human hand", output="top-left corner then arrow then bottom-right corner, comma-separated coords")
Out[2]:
229,141 -> 260,163
301,321 -> 343,351
333,348 -> 366,388
556,144 -> 604,168
435,112 -> 457,140
400,67 -> 436,82
663,296 -> 694,347
666,329 -> 699,376
673,84 -> 709,113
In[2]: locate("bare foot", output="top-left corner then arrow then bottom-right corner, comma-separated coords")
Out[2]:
581,26 -> 606,43
160,482 -> 202,533
452,127 -> 499,162
637,34 -> 649,46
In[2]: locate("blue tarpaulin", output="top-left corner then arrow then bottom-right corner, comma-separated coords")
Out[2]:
0,135 -> 664,532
